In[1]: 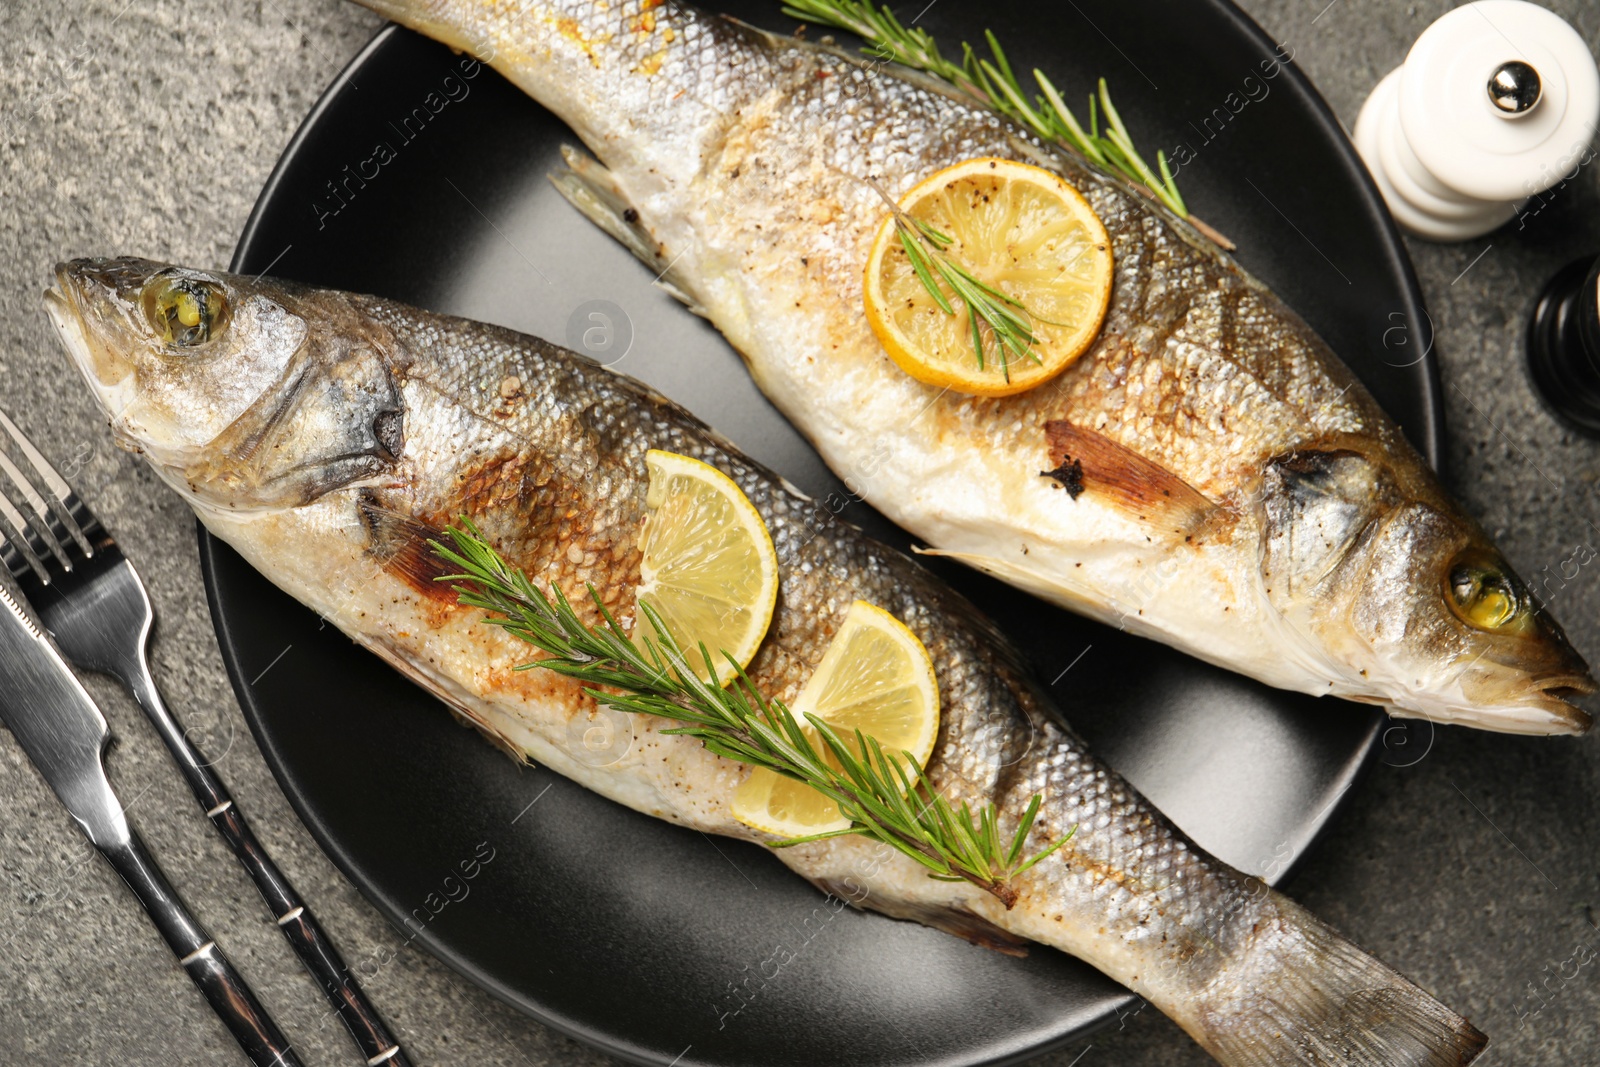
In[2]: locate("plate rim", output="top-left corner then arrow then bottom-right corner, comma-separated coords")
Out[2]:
208,6 -> 1437,1065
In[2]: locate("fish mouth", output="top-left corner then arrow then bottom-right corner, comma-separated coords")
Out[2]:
1497,620 -> 1599,733
45,263 -> 148,458
45,264 -> 119,392
1522,673 -> 1597,733
1373,663 -> 1596,736
1451,673 -> 1596,736
43,275 -> 87,369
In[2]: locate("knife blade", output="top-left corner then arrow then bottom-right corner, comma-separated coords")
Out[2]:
0,582 -> 305,1067
0,581 -> 126,842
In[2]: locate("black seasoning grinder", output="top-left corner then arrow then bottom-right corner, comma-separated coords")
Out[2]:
1528,256 -> 1600,438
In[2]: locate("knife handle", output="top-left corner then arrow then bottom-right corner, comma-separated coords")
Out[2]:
100,829 -> 305,1067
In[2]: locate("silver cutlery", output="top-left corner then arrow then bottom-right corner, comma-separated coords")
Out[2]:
0,408 -> 410,1067
0,571 -> 303,1066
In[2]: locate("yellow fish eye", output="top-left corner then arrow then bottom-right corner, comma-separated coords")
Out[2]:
1446,552 -> 1527,632
143,274 -> 228,346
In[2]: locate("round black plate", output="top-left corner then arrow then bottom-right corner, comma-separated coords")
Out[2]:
203,5 -> 1442,1065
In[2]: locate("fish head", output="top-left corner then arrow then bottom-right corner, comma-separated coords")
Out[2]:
1257,449 -> 1594,734
45,257 -> 404,514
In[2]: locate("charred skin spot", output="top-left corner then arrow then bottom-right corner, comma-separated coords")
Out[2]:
1040,457 -> 1085,498
419,445 -> 646,623
453,449 -> 540,521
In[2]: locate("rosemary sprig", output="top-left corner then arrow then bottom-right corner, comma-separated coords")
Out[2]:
433,521 -> 1072,908
784,0 -> 1189,218
893,210 -> 1045,379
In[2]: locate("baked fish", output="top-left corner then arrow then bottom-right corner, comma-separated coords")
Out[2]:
352,0 -> 1594,734
50,257 -> 1486,1066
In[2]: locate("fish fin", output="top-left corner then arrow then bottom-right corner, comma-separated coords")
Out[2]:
914,546 -> 1107,619
1195,896 -> 1487,1067
1043,420 -> 1214,533
550,146 -> 708,317
357,491 -> 458,601
359,634 -> 532,763
810,878 -> 1029,958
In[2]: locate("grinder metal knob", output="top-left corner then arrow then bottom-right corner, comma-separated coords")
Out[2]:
1488,60 -> 1542,115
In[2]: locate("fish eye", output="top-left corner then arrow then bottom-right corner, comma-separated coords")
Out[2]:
1446,551 -> 1528,632
143,273 -> 229,346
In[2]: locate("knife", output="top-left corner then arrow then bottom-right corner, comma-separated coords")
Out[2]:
0,582 -> 304,1067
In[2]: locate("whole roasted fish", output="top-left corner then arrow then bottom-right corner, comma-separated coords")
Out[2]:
352,0 -> 1594,734
50,257 -> 1485,1066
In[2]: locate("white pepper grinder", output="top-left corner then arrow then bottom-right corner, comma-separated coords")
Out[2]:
1353,0 -> 1599,241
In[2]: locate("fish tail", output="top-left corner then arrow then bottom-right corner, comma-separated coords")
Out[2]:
1190,895 -> 1486,1066
351,0 -> 482,55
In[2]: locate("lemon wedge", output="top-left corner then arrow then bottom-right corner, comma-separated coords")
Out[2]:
732,600 -> 940,837
635,449 -> 779,687
864,157 -> 1114,397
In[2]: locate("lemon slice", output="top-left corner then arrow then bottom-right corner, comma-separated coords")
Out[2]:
864,157 -> 1114,397
731,600 -> 940,838
635,449 -> 779,687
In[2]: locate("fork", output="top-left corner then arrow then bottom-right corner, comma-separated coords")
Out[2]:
0,408 -> 412,1067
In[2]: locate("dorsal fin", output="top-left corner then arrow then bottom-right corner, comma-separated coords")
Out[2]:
1042,421 -> 1214,531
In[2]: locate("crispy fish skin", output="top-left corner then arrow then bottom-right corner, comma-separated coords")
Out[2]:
50,258 -> 1485,1066
353,0 -> 1594,734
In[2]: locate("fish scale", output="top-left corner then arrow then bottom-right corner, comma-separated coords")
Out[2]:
53,255 -> 1485,1065
356,0 -> 1593,733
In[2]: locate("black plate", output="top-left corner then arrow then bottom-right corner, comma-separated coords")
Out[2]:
203,5 -> 1442,1065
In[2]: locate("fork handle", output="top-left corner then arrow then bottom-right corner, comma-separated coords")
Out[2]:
100,829 -> 304,1067
210,793 -> 410,1066
128,672 -> 411,1067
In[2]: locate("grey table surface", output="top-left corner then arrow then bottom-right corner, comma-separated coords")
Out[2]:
2,1 -> 1599,1064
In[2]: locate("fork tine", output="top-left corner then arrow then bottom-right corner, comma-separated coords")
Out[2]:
0,489 -> 50,583
0,444 -> 78,575
0,408 -> 101,553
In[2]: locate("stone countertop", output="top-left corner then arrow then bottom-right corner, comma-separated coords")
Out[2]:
1,1 -> 1597,1064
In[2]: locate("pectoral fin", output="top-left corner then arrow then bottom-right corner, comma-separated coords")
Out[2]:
357,490 -> 459,601
1042,421 -> 1214,533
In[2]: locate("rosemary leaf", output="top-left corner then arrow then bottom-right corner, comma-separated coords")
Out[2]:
785,0 -> 1193,221
1013,828 -> 1076,877
1006,794 -> 1043,868
433,520 -> 1070,907
897,225 -> 954,315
